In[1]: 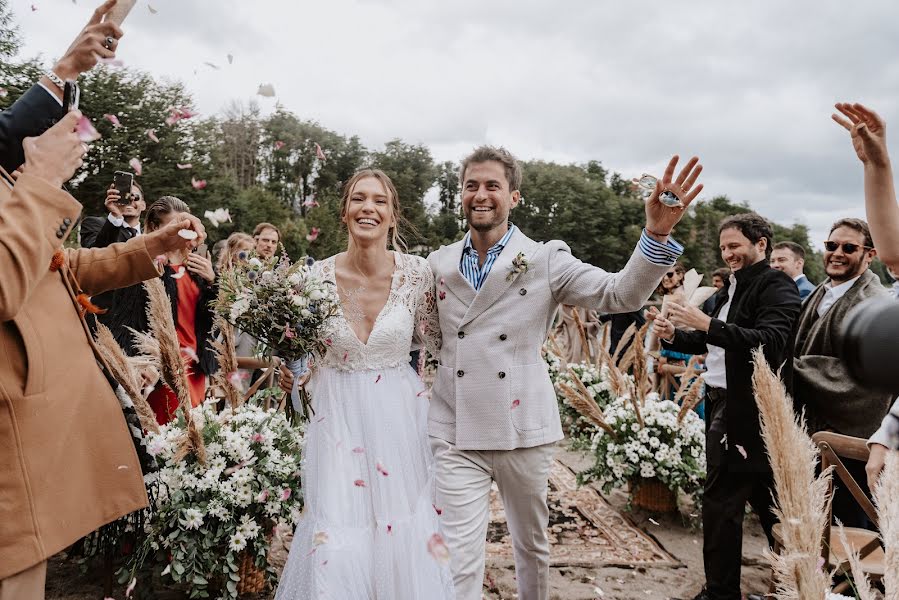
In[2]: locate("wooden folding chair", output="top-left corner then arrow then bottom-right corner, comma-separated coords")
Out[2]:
770,431 -> 884,595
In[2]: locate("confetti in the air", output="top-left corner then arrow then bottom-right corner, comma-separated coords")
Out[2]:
427,533 -> 450,564
375,374 -> 382,384
191,177 -> 207,190
306,227 -> 320,242
165,106 -> 196,126
97,57 -> 124,67
148,4 -> 157,13
0,88 -> 7,97
257,83 -> 276,97
438,290 -> 446,300
176,163 -> 192,170
181,346 -> 198,363
204,208 -> 232,227
376,462 -> 389,476
76,116 -> 101,142
147,129 -> 159,143
315,142 -> 327,161
303,197 -> 319,208
31,4 -> 37,11
433,504 -> 442,515
735,445 -> 748,459
511,399 -> 520,409
204,62 -> 220,70
227,54 -> 234,64
103,113 -> 121,128
129,157 -> 142,176
171,267 -> 187,280
125,578 -> 136,598
274,140 -> 285,151
352,447 -> 365,454
354,479 -> 366,487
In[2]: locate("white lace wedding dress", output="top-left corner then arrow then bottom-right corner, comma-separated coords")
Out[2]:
275,252 -> 455,600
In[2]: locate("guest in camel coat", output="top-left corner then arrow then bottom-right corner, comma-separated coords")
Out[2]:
0,112 -> 206,597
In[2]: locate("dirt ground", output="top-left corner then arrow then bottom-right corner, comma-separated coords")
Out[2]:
45,446 -> 771,600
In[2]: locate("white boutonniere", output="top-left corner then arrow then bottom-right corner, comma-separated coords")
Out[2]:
507,252 -> 529,281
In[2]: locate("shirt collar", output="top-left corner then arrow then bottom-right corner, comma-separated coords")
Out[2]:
793,274 -> 805,282
824,275 -> 861,297
463,224 -> 517,255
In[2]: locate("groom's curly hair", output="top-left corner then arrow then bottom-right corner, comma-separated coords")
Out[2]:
460,145 -> 522,191
718,212 -> 774,259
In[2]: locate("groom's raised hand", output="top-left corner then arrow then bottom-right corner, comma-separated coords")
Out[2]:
644,155 -> 703,240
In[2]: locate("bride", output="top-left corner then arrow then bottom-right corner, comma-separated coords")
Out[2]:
275,169 -> 455,599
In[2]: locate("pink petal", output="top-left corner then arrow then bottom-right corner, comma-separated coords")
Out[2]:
129,157 -> 142,176
376,462 -> 389,477
387,524 -> 392,533
191,178 -> 207,190
103,113 -> 121,128
433,504 -> 443,516
274,141 -> 285,151
227,371 -> 245,387
342,351 -> 348,362
315,142 -> 326,161
439,278 -> 445,286
98,57 -> 124,67
0,88 -> 7,97
352,447 -> 365,454
303,197 -> 319,208
31,4 -> 37,11
354,479 -> 366,487
125,578 -> 136,598
324,338 -> 333,346
251,432 -> 265,443
306,227 -> 320,242
176,163 -> 192,170
511,399 -> 520,409
438,290 -> 446,300
147,129 -> 159,143
735,445 -> 748,460
280,488 -> 291,501
171,266 -> 187,279
76,116 -> 101,142
181,346 -> 199,363
427,533 -> 450,564
374,374 -> 381,384
256,489 -> 269,502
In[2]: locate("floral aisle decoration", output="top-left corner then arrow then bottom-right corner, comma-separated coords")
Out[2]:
578,393 -> 706,510
554,360 -> 622,446
215,251 -> 339,420
125,401 -> 306,599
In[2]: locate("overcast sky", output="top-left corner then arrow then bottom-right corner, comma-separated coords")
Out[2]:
10,0 -> 899,247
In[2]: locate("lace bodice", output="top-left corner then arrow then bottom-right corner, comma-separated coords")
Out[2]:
312,253 -> 440,372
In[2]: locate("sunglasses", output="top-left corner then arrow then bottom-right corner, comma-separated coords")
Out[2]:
664,271 -> 678,278
823,241 -> 872,254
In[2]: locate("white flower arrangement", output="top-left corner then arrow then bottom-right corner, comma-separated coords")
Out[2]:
554,360 -> 624,443
578,393 -> 706,498
127,401 -> 305,599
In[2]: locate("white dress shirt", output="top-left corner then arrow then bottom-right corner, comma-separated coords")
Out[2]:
702,274 -> 736,389
107,213 -> 141,234
816,276 -> 861,317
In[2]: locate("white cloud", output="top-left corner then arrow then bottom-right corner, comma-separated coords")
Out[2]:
10,0 -> 899,246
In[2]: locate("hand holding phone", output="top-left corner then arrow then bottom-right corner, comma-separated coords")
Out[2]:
63,81 -> 80,113
113,170 -> 134,205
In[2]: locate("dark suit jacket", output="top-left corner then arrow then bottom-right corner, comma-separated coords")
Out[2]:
80,216 -> 139,314
663,260 -> 801,471
0,84 -> 64,173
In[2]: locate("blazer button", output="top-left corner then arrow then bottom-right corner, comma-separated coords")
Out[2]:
519,288 -> 527,296
63,217 -> 72,226
457,370 -> 464,378
56,229 -> 65,239
499,334 -> 507,341
458,331 -> 465,339
498,371 -> 506,379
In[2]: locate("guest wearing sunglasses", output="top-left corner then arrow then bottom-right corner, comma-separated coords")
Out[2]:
655,262 -> 686,300
791,217 -> 891,528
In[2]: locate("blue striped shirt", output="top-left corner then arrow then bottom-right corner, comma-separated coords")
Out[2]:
458,227 -> 682,290
460,225 -> 517,290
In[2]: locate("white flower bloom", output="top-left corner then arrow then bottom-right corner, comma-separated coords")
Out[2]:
180,508 -> 204,530
228,532 -> 247,552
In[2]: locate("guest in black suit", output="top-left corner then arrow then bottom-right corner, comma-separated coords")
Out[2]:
651,213 -> 801,600
0,0 -> 123,173
80,182 -> 146,248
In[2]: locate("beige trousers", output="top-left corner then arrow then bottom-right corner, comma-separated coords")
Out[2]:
430,437 -> 555,600
0,560 -> 46,600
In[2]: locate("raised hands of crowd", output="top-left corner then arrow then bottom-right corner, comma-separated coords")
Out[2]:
53,0 -> 124,81
105,183 -> 124,218
832,103 -> 890,169
644,155 -> 704,239
22,111 -> 88,188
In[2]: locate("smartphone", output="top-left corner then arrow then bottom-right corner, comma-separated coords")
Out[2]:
113,171 -> 134,205
62,80 -> 79,113
193,243 -> 208,257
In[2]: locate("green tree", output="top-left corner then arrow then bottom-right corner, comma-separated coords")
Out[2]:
0,0 -> 47,111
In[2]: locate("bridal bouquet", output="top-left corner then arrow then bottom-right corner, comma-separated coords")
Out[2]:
215,252 -> 339,418
128,401 -> 305,599
578,393 -> 706,505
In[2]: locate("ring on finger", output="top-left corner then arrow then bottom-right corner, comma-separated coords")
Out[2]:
104,36 -> 115,50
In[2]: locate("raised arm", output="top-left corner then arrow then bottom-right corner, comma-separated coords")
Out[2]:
833,103 -> 899,270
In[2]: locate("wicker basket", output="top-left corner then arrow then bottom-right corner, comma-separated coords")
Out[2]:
631,478 -> 677,513
236,550 -> 267,595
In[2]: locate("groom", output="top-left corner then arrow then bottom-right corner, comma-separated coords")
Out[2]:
427,145 -> 703,600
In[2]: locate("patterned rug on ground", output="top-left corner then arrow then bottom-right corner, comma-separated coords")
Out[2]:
485,460 -> 679,567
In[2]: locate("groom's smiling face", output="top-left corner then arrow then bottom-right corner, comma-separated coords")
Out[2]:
462,160 -> 520,233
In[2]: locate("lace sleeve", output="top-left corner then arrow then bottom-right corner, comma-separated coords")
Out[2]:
412,258 -> 441,360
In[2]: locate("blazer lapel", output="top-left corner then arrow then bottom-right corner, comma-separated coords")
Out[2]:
459,229 -> 534,328
442,240 -> 477,307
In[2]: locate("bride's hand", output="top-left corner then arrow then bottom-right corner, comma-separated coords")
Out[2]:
278,363 -> 310,394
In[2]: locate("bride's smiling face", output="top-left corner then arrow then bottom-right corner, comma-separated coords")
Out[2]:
343,176 -> 396,246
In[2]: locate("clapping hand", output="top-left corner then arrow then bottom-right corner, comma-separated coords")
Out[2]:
644,155 -> 704,239
832,103 -> 890,169
667,301 -> 712,333
647,306 -> 676,342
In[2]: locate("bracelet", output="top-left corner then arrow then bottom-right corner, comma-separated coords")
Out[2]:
44,70 -> 65,90
646,227 -> 671,238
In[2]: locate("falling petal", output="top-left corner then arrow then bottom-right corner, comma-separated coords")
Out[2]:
281,488 -> 291,500
387,524 -> 392,533
648,518 -> 660,526
354,479 -> 366,487
171,267 -> 187,280
257,83 -> 276,97
160,563 -> 171,576
352,447 -> 365,454
324,338 -> 333,346
227,53 -> 234,64
274,140 -> 285,151
103,113 -> 121,128
147,129 -> 159,143
303,197 -> 320,208
376,462 -> 389,477
315,142 -> 326,161
374,374 -> 381,384
76,116 -> 101,142
178,229 -> 198,240
433,504 -> 442,515
511,399 -> 520,409
735,444 -> 748,459
416,390 -> 430,398
439,278 -> 445,286
0,88 -> 7,97
342,351 -> 348,362
313,531 -> 328,546
129,157 -> 142,176
148,4 -> 157,13
97,57 -> 124,67
176,163 -> 192,170
31,4 -> 37,11
191,177 -> 207,190
181,346 -> 198,363
427,533 -> 450,564
438,290 -> 446,300
125,578 -> 136,598
203,61 -> 220,70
